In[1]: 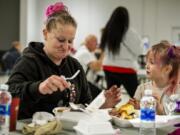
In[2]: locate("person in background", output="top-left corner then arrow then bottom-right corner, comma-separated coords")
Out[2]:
74,35 -> 103,83
1,41 -> 22,74
99,6 -> 143,98
6,2 -> 121,120
129,41 -> 180,115
74,34 -> 104,98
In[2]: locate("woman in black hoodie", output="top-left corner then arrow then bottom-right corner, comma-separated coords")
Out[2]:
7,2 -> 121,119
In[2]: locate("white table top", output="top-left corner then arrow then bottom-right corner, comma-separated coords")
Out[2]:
11,119 -> 178,135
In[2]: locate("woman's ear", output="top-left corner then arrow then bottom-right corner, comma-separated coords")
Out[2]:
43,29 -> 48,40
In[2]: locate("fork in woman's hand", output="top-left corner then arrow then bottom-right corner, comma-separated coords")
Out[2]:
61,70 -> 80,102
61,70 -> 80,81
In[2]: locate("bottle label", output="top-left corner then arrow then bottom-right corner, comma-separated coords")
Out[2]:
0,105 -> 10,115
175,101 -> 180,112
140,108 -> 155,121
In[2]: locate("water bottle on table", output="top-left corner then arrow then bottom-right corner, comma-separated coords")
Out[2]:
0,84 -> 12,135
139,89 -> 156,135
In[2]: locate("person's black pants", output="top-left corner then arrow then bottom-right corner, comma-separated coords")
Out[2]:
104,70 -> 139,98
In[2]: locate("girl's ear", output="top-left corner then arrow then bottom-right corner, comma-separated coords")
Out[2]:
164,64 -> 172,75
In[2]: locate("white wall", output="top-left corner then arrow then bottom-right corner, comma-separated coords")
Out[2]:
157,0 -> 180,45
20,0 -> 27,47
20,0 -> 39,47
143,0 -> 180,45
20,0 -> 180,48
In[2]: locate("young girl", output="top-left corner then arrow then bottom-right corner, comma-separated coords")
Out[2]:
129,41 -> 180,115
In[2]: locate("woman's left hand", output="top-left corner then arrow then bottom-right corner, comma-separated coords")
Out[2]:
101,85 -> 121,108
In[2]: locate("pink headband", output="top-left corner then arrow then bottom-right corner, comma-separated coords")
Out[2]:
45,2 -> 67,18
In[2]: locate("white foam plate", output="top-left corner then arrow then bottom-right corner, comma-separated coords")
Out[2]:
73,118 -> 116,135
113,115 -> 180,128
59,111 -> 91,130
112,116 -> 133,127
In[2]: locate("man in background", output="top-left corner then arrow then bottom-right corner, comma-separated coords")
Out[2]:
1,41 -> 22,74
74,35 -> 104,99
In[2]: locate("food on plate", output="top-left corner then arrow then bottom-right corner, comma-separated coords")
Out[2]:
57,107 -> 69,112
53,107 -> 70,115
109,103 -> 138,119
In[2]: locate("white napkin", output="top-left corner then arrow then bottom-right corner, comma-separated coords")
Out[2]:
32,112 -> 55,126
86,90 -> 105,111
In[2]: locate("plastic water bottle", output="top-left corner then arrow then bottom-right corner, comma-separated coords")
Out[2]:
139,89 -> 156,135
0,84 -> 12,135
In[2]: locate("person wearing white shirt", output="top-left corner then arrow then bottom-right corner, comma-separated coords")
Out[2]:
74,35 -> 104,98
74,35 -> 103,83
100,6 -> 143,97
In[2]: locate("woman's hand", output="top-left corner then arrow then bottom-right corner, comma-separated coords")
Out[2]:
39,75 -> 71,95
101,85 -> 121,108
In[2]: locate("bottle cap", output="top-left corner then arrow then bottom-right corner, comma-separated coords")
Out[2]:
144,89 -> 152,96
0,84 -> 9,90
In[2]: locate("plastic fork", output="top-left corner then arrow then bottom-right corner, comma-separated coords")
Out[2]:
69,102 -> 90,114
62,70 -> 80,81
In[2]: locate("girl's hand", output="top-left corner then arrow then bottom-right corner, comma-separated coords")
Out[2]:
152,92 -> 165,115
39,75 -> 71,95
152,92 -> 161,103
128,98 -> 140,109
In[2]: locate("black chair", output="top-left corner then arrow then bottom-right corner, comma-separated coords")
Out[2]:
0,50 -> 7,74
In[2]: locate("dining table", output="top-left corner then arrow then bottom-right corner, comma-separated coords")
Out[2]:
10,119 -> 178,135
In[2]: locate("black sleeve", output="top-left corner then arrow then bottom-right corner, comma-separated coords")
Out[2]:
79,68 -> 92,104
73,58 -> 92,104
6,57 -> 44,103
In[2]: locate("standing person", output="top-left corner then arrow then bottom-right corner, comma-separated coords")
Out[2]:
74,34 -> 104,99
129,42 -> 180,115
1,41 -> 22,74
99,6 -> 143,97
6,2 -> 121,120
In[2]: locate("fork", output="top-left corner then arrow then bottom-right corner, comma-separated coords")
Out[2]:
69,102 -> 90,114
62,70 -> 80,81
